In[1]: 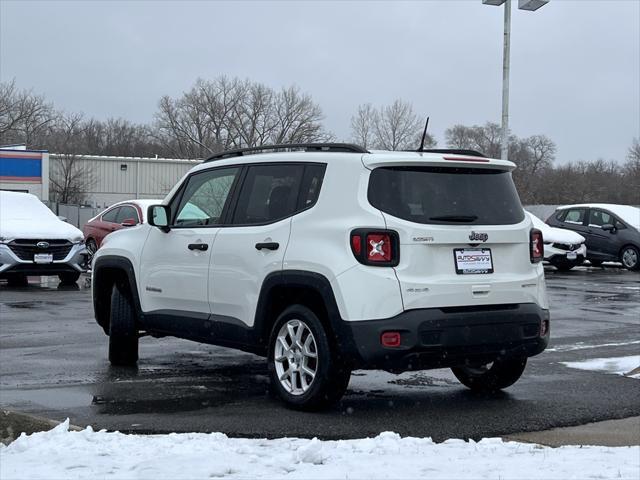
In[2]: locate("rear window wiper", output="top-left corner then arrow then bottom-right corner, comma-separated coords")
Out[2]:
429,215 -> 478,222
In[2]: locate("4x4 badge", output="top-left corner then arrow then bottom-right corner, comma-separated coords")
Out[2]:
469,231 -> 488,242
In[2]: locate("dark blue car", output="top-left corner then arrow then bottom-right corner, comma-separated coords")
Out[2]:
546,204 -> 640,270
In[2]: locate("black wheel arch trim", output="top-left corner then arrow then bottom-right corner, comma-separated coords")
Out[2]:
253,270 -> 359,360
92,255 -> 143,333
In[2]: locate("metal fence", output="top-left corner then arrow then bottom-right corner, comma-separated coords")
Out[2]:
46,202 -> 102,229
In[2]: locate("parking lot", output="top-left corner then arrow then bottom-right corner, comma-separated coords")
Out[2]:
0,266 -> 638,441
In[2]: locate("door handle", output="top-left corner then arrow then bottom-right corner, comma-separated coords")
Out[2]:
255,242 -> 279,251
188,243 -> 208,251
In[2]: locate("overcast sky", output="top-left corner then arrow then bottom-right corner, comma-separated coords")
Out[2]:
1,0 -> 638,162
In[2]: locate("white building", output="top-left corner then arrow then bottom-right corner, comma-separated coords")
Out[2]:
49,153 -> 201,208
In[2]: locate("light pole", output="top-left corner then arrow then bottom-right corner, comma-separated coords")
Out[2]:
482,0 -> 549,160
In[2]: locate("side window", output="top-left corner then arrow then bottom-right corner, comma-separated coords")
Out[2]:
174,167 -> 239,227
102,207 -> 120,223
563,209 -> 586,225
115,205 -> 139,224
232,164 -> 304,225
589,209 -> 612,228
298,164 -> 326,210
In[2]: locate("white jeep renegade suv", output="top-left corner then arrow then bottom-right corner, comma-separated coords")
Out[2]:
92,143 -> 550,410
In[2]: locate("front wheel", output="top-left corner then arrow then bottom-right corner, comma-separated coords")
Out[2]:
620,246 -> 640,271
108,283 -> 139,366
452,357 -> 527,392
268,305 -> 351,410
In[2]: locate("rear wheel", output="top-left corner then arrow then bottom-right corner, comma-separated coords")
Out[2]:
620,246 -> 639,271
452,357 -> 527,392
58,272 -> 81,284
86,239 -> 97,265
108,283 -> 139,366
268,305 -> 351,410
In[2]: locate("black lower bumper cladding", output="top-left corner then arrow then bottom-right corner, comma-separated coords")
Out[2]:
345,303 -> 550,372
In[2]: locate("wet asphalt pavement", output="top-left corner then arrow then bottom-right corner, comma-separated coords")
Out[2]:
1,267 -> 639,441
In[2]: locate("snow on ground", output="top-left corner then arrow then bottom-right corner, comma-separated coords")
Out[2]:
562,355 -> 640,379
1,421 -> 639,480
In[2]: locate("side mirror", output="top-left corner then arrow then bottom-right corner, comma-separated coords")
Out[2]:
121,218 -> 138,227
602,223 -> 616,232
148,205 -> 170,232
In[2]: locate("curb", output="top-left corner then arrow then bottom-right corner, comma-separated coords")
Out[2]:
0,409 -> 81,445
506,416 -> 640,447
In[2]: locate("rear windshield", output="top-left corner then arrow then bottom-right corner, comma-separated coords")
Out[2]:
368,166 -> 524,225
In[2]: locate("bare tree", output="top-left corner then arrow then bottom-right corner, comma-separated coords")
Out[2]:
49,154 -> 96,204
373,100 -> 422,151
154,76 -> 329,158
445,122 -> 502,158
0,79 -> 56,146
350,100 -> 434,150
350,103 -> 377,149
270,86 -> 327,144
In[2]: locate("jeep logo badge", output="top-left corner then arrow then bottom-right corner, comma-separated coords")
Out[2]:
36,241 -> 50,249
468,231 -> 488,242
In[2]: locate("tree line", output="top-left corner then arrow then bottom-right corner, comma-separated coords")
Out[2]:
1,78 -> 638,205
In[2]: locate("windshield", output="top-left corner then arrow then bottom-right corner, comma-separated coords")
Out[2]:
368,166 -> 524,225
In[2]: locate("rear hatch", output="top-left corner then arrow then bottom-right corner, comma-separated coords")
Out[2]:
366,156 -> 539,309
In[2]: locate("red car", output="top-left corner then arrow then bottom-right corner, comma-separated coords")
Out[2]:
83,199 -> 159,259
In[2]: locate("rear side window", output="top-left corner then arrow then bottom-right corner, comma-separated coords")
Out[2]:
368,166 -> 524,225
115,205 -> 138,223
101,207 -> 120,223
232,164 -> 304,225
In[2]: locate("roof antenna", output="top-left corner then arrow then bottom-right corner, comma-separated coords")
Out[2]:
418,117 -> 430,152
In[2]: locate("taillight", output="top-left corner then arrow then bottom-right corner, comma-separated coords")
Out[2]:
530,228 -> 544,263
350,229 -> 399,267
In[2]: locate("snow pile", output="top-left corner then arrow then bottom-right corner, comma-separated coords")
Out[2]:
562,355 -> 640,379
1,421 -> 639,479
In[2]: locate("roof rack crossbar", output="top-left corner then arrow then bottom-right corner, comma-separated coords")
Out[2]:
417,148 -> 487,158
204,143 -> 368,162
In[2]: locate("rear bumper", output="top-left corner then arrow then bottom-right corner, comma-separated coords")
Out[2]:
344,303 -> 549,372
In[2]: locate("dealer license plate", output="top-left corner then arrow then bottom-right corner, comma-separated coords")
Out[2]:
566,251 -> 577,260
454,248 -> 493,275
34,253 -> 53,264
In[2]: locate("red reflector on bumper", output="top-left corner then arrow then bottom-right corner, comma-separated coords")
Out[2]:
381,331 -> 401,348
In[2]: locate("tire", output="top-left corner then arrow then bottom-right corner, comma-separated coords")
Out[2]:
268,304 -> 351,411
58,272 -> 81,284
6,274 -> 28,287
550,260 -> 574,272
620,245 -> 640,271
452,357 -> 527,393
108,283 -> 139,366
589,259 -> 603,267
86,239 -> 97,265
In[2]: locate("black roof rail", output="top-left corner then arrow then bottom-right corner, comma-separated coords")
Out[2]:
417,148 -> 486,158
204,143 -> 369,162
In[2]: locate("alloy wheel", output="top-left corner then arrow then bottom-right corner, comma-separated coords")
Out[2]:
274,319 -> 318,395
622,248 -> 638,269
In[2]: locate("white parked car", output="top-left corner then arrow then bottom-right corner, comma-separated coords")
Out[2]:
526,211 -> 587,271
0,191 -> 88,286
92,144 -> 550,409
